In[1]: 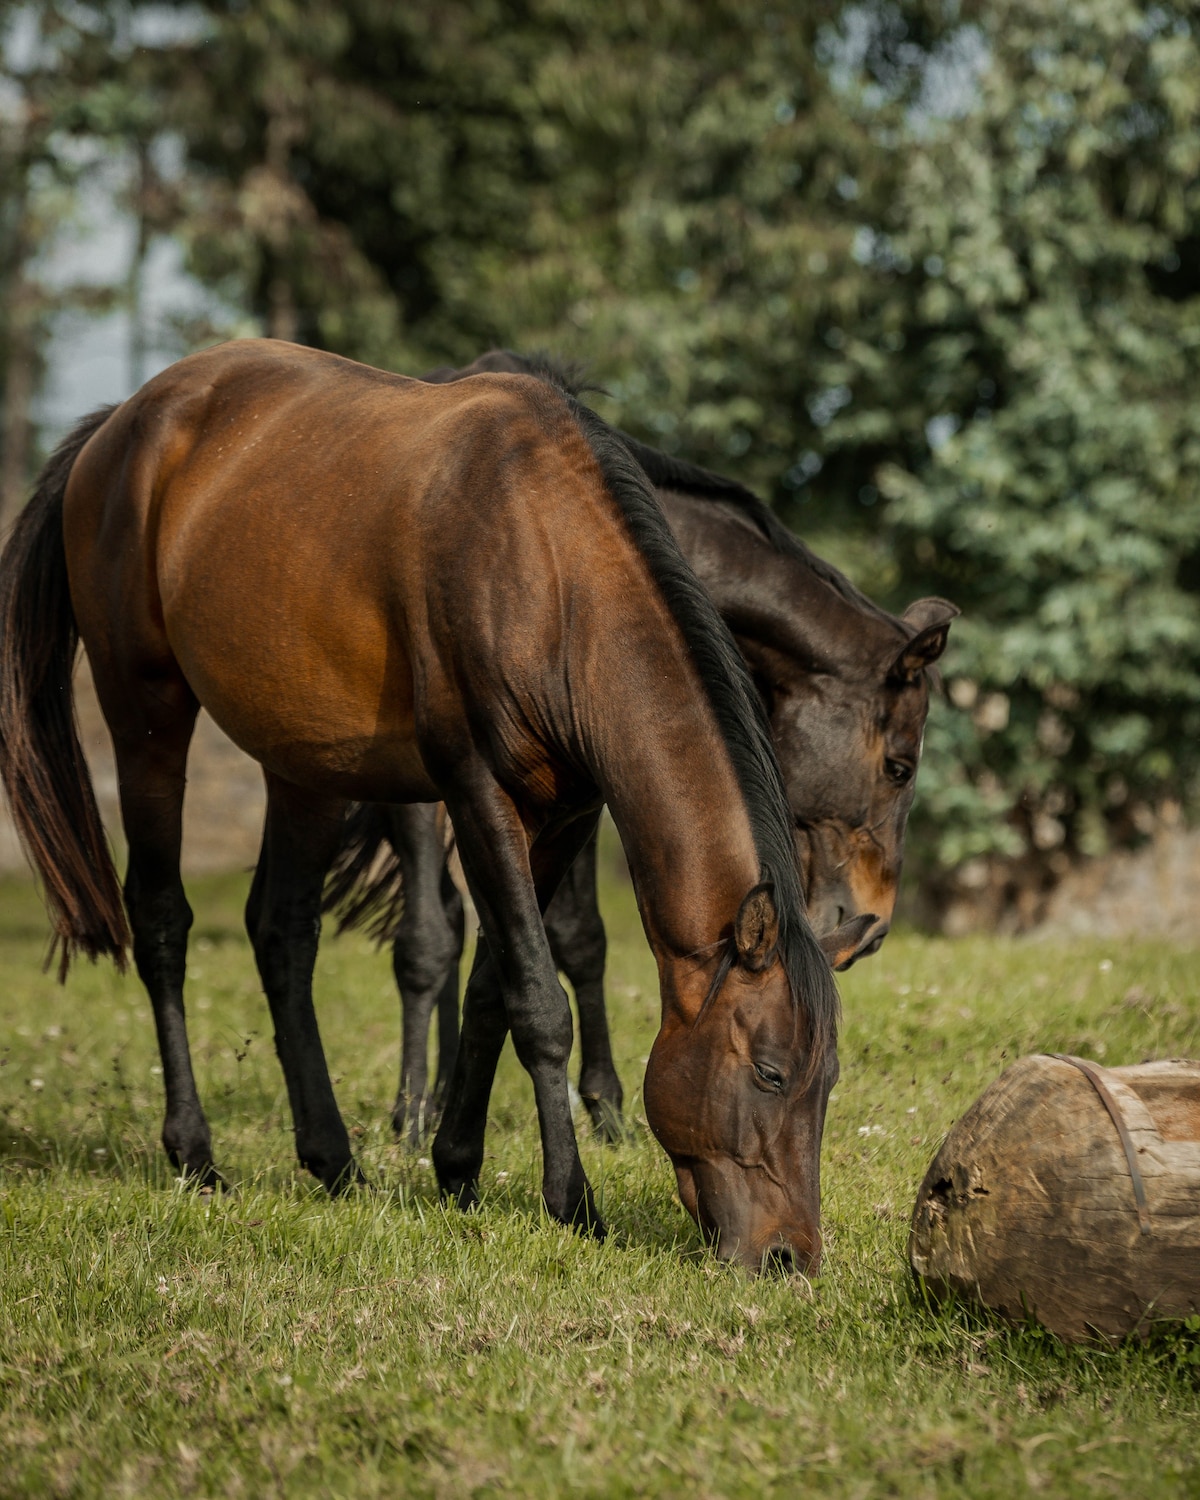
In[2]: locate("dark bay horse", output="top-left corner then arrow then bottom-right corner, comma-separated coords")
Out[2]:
0,339 -> 842,1271
329,352 -> 957,1143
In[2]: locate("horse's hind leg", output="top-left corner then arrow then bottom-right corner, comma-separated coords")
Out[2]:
246,773 -> 362,1193
385,803 -> 463,1145
544,828 -> 624,1141
105,674 -> 218,1186
429,859 -> 464,1115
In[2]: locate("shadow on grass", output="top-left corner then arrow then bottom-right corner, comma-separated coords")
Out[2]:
902,1272 -> 1200,1396
0,1108 -> 165,1184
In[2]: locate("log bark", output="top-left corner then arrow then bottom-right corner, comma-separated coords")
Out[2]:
909,1055 -> 1200,1343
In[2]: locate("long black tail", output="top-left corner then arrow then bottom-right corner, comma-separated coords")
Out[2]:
322,803 -> 407,942
0,405 -> 130,978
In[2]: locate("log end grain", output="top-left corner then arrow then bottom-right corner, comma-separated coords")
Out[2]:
909,1055 -> 1200,1343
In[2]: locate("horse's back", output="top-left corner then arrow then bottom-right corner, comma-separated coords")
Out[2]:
61,341 -> 613,805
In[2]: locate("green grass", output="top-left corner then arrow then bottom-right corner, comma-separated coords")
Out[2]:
1,838 -> 1199,1498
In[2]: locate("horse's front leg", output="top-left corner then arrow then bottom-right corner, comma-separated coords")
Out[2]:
429,858 -> 465,1117
432,778 -> 604,1236
544,828 -> 624,1140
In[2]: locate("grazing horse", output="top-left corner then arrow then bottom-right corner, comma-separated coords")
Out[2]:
328,352 -> 957,1144
0,339 -> 843,1271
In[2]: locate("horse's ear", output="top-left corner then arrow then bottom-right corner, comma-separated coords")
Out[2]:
889,598 -> 959,684
734,883 -> 780,971
817,913 -> 876,971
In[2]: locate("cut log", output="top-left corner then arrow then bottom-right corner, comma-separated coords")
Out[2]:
909,1055 -> 1200,1343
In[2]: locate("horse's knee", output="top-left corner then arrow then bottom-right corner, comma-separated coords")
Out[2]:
508,982 -> 574,1072
247,905 -> 320,1000
392,935 -> 456,999
393,892 -> 462,996
547,904 -> 606,989
561,927 -> 606,991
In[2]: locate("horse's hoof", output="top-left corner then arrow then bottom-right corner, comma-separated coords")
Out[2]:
326,1161 -> 370,1196
582,1094 -> 628,1145
166,1145 -> 228,1194
391,1100 -> 420,1145
181,1163 -> 230,1195
304,1155 -> 368,1196
396,1121 -> 426,1152
560,1190 -> 606,1240
441,1177 -> 479,1211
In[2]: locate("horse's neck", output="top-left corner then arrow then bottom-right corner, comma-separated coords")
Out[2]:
577,618 -> 761,964
659,490 -> 899,670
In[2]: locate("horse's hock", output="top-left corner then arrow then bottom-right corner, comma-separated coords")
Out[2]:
909,1054 -> 1200,1342
0,654 -> 266,875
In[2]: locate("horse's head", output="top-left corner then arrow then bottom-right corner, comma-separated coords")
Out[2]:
644,886 -> 858,1275
744,598 -> 957,968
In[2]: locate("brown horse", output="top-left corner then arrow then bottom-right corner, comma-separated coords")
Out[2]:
0,339 -> 844,1271
329,352 -> 957,1143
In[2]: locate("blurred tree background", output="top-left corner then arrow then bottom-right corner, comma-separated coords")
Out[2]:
2,0 -> 1198,925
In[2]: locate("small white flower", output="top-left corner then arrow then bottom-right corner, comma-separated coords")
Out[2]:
417,1157 -> 431,1169
1098,959 -> 1113,973
29,1078 -> 44,1091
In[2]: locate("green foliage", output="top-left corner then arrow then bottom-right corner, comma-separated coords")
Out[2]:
1,864 -> 1199,1493
156,0 -> 1200,895
0,2 -> 187,506
8,1 -> 1200,896
814,1 -> 1200,885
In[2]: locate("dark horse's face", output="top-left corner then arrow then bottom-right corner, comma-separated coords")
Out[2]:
741,600 -> 956,968
643,891 -> 859,1275
659,490 -> 956,973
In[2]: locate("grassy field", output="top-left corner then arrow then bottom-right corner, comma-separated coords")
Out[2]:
1,837 -> 1198,1498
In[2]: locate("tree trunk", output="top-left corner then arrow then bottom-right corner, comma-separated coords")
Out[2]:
127,137 -> 152,393
0,179 -> 35,531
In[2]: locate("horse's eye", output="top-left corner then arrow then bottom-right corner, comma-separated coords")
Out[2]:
884,758 -> 913,786
753,1062 -> 785,1091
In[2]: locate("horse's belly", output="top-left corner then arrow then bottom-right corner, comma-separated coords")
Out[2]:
162,580 -> 438,804
192,676 -> 438,804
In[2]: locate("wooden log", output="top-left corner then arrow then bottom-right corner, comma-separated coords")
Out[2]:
909,1055 -> 1200,1343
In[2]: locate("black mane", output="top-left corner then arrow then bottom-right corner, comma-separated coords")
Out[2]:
558,393 -> 840,1068
490,350 -> 897,632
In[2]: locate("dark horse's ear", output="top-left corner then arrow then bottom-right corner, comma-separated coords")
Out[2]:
734,883 -> 780,971
888,598 -> 959,685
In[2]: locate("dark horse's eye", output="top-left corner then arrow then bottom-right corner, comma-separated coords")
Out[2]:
753,1062 -> 785,1091
885,758 -> 914,786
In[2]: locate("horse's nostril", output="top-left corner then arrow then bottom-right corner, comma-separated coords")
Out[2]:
763,1243 -> 797,1275
861,924 -> 889,957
